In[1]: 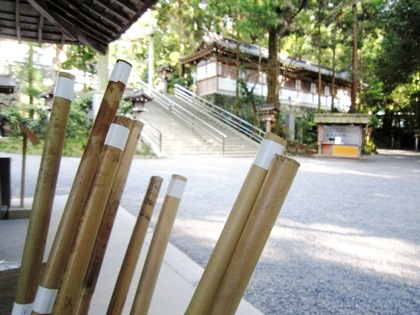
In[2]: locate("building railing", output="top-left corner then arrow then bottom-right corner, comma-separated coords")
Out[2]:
137,116 -> 162,153
138,81 -> 227,155
174,84 -> 265,142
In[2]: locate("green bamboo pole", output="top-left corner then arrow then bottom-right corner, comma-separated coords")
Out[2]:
210,155 -> 300,315
185,133 -> 286,315
52,116 -> 132,315
32,60 -> 132,315
130,174 -> 187,315
75,120 -> 144,315
12,72 -> 75,315
106,176 -> 163,315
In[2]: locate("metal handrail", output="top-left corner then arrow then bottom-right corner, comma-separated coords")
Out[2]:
138,81 -> 227,154
138,116 -> 162,153
174,84 -> 265,142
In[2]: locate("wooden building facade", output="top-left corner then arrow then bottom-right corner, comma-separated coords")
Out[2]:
181,36 -> 352,115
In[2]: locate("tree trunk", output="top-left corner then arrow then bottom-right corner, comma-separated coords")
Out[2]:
350,3 -> 358,113
266,27 -> 279,109
178,0 -> 185,77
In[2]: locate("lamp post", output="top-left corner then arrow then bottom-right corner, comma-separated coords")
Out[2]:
258,104 -> 278,133
126,91 -> 153,120
39,91 -> 54,119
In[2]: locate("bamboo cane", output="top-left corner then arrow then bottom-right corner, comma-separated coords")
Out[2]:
12,72 -> 75,315
52,116 -> 132,315
209,155 -> 300,315
185,133 -> 286,315
106,176 -> 163,315
130,174 -> 187,315
32,60 -> 132,315
74,120 -> 144,315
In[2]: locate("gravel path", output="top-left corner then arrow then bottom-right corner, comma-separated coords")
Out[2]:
2,150 -> 419,314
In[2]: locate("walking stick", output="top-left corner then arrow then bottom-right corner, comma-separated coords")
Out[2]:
12,72 -> 75,315
210,155 -> 300,315
130,174 -> 187,315
32,60 -> 131,315
185,133 -> 286,315
75,120 -> 144,315
52,116 -> 132,315
106,176 -> 163,315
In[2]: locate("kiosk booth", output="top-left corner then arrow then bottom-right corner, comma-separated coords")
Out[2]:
314,113 -> 370,159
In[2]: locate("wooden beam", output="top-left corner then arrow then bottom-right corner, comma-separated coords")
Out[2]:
27,0 -> 107,54
37,15 -> 43,43
26,0 -> 76,40
109,0 -> 137,15
15,0 -> 21,41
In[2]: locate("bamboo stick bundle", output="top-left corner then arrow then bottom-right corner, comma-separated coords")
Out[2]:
185,133 -> 286,315
12,72 -> 75,315
106,176 -> 163,315
209,155 -> 300,315
52,116 -> 132,315
130,174 -> 187,315
32,60 -> 131,315
74,120 -> 145,315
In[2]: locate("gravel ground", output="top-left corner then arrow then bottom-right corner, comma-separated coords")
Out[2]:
1,150 -> 419,314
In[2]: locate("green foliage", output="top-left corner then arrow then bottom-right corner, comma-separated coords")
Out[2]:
295,111 -> 317,145
238,79 -> 265,125
0,104 -> 47,137
62,45 -> 97,74
376,0 -> 420,92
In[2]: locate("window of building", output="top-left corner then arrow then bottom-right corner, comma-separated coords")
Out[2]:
325,85 -> 330,96
310,82 -> 317,94
295,79 -> 301,91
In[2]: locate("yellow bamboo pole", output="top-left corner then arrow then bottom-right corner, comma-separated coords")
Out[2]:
12,72 -> 75,315
52,116 -> 132,315
32,60 -> 131,315
185,133 -> 286,315
130,174 -> 187,315
106,176 -> 163,315
75,120 -> 144,315
209,155 -> 300,315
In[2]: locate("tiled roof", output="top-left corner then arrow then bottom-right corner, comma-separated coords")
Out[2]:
314,113 -> 371,124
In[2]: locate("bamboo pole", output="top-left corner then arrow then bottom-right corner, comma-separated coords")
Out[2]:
12,72 -> 76,315
185,133 -> 286,315
130,174 -> 187,315
52,116 -> 132,315
74,120 -> 144,315
32,60 -> 132,315
210,155 -> 300,315
106,176 -> 163,315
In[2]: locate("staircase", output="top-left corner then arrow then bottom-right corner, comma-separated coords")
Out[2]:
138,81 -> 264,157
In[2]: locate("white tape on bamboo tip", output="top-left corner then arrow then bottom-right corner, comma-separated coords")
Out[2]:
104,123 -> 130,151
11,303 -> 33,315
32,286 -> 58,314
166,175 -> 187,199
109,60 -> 132,85
53,72 -> 75,101
253,134 -> 286,170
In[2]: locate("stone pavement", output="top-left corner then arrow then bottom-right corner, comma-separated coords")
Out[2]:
1,150 -> 420,314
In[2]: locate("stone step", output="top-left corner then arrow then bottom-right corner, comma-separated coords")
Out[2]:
139,98 -> 258,157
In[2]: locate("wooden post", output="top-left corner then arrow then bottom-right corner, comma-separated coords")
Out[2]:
106,176 -> 163,315
32,60 -> 132,315
185,133 -> 286,315
210,155 -> 300,315
20,124 -> 40,208
130,174 -> 187,315
12,72 -> 75,315
52,116 -> 132,315
74,120 -> 144,315
20,132 -> 26,208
